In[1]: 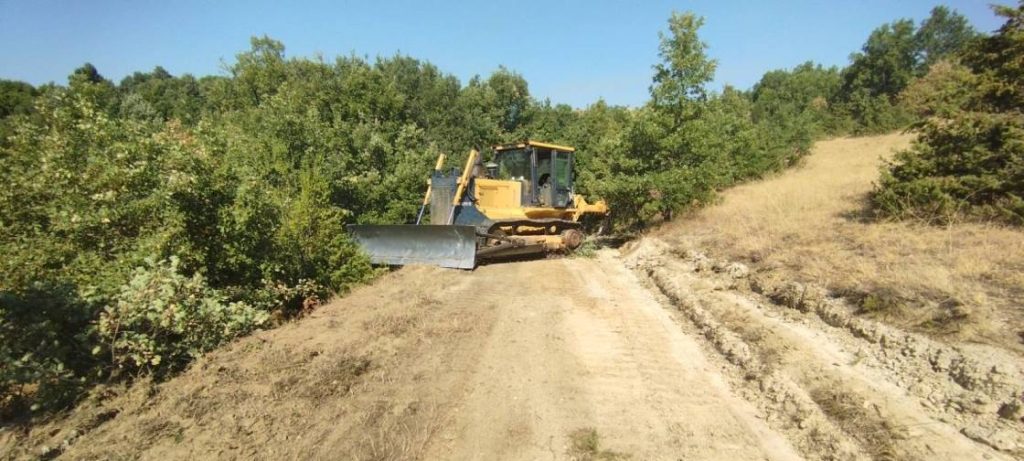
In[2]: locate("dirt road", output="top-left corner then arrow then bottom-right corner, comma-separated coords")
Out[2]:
11,243 -> 1021,460
425,254 -> 799,460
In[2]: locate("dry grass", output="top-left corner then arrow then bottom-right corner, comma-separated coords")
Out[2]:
657,133 -> 1024,352
567,428 -> 628,461
808,383 -> 905,461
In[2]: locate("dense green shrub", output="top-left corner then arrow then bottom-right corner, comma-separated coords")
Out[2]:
98,257 -> 268,375
0,84 -> 233,410
875,3 -> 1024,225
118,66 -> 204,124
0,79 -> 38,142
899,60 -> 976,119
1,286 -> 97,414
751,62 -> 843,138
875,112 -> 1024,223
830,7 -> 978,134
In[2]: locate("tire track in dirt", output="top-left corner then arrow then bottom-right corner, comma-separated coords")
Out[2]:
563,257 -> 801,460
423,261 -> 591,460
427,254 -> 801,460
627,238 -> 1022,460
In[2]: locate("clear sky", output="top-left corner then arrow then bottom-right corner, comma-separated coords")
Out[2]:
0,0 -> 1004,107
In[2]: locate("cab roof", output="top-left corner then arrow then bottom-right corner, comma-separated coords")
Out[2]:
493,140 -> 576,152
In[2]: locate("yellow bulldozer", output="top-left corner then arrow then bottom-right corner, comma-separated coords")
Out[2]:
348,141 -> 610,269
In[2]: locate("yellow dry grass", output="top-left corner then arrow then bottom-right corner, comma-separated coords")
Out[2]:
656,133 -> 1024,353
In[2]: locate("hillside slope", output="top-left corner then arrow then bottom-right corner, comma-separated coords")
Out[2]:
3,134 -> 1022,460
655,133 -> 1024,353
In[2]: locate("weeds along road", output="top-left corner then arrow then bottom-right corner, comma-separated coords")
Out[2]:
23,246 -> 1021,460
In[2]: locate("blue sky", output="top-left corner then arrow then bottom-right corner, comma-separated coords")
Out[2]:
0,0 -> 1004,107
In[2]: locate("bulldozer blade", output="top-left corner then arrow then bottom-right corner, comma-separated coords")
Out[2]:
347,224 -> 477,269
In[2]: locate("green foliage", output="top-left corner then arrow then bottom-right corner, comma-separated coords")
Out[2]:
274,167 -> 376,293
118,67 -> 203,123
875,112 -> 1024,223
227,36 -> 288,109
651,12 -> 717,125
0,79 -> 37,145
833,6 -> 976,134
961,3 -> 1024,113
875,3 -> 1024,225
68,63 -> 119,114
1,285 -> 97,414
98,257 -> 268,374
487,67 -> 533,133
914,6 -> 979,72
751,62 -> 843,137
0,82 -> 242,410
836,19 -> 917,133
847,20 -> 919,98
899,60 -> 976,119
1,88 -> 209,295
0,80 -> 36,119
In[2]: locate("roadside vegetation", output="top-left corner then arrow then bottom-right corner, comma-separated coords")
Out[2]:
875,3 -> 1024,225
0,4 -> 1003,418
658,133 -> 1024,352
656,2 -> 1024,353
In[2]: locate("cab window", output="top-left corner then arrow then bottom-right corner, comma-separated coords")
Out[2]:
496,148 -> 530,180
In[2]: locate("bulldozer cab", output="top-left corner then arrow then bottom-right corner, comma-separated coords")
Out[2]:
349,140 -> 609,269
493,141 -> 575,208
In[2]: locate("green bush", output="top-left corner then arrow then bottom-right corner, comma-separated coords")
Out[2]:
875,3 -> 1024,225
899,60 -> 976,119
98,257 -> 268,375
1,285 -> 98,414
875,111 -> 1024,224
831,7 -> 978,134
751,62 -> 843,138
